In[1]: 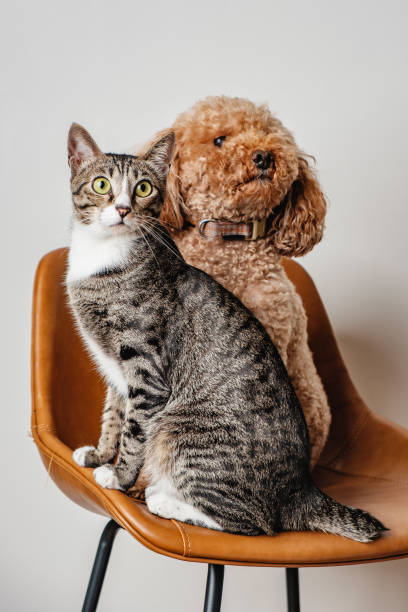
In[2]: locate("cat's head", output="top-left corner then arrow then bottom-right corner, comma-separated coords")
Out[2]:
68,124 -> 175,236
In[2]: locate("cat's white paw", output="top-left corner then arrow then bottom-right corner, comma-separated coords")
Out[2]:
93,465 -> 122,490
147,494 -> 181,519
73,446 -> 96,467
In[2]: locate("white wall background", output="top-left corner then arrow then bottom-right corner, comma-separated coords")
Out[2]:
1,0 -> 407,610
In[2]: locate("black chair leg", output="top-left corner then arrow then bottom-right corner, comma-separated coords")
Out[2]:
286,568 -> 300,612
81,523 -> 299,612
81,520 -> 122,612
203,564 -> 225,612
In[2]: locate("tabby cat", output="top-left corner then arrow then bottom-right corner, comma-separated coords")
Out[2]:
66,124 -> 386,540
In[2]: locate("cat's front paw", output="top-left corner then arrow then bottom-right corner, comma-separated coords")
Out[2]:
73,446 -> 102,468
93,465 -> 125,491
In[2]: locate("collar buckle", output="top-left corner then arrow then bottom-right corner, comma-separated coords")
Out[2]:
198,217 -> 267,241
247,218 -> 266,241
198,219 -> 214,237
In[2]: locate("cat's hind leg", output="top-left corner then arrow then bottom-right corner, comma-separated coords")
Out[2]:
145,476 -> 222,530
143,429 -> 222,529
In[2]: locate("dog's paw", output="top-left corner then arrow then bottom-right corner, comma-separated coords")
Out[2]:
73,446 -> 101,467
93,465 -> 124,490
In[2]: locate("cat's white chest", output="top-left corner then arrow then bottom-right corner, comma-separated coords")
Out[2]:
79,323 -> 128,398
67,219 -> 134,397
66,220 -> 136,283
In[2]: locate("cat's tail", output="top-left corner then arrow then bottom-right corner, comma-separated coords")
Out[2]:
280,485 -> 388,543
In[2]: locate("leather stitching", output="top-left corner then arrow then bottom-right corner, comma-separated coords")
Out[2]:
172,520 -> 191,557
170,520 -> 188,557
31,423 -> 57,433
180,521 -> 191,556
184,526 -> 191,556
35,444 -> 111,515
46,453 -> 55,482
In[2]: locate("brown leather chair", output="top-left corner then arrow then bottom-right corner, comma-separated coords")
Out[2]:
31,248 -> 408,612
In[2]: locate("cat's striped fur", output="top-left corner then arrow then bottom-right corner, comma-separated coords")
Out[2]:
67,124 -> 387,540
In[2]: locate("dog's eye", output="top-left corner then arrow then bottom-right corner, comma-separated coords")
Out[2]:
213,136 -> 226,147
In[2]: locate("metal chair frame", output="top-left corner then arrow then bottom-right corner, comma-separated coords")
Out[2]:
81,519 -> 300,612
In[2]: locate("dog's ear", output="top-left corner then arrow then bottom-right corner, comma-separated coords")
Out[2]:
138,129 -> 184,231
160,144 -> 184,231
269,156 -> 326,257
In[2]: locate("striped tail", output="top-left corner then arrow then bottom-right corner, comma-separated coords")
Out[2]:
281,485 -> 388,543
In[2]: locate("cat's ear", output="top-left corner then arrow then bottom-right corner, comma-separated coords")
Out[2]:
68,123 -> 103,173
144,132 -> 175,178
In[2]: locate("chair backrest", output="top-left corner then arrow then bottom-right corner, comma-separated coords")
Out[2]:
32,249 -> 104,452
282,259 -> 370,466
31,248 -> 369,467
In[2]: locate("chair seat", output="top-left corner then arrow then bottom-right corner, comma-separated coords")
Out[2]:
31,249 -> 408,568
33,410 -> 408,568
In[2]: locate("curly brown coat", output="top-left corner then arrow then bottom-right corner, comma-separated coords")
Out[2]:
140,96 -> 330,466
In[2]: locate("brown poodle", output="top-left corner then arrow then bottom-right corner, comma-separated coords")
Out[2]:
140,96 -> 330,467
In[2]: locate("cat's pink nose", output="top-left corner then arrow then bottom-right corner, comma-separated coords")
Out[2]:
115,205 -> 130,218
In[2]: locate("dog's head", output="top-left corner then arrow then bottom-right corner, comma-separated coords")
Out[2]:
151,96 -> 326,257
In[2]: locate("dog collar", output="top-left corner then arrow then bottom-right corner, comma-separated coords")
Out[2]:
197,218 -> 267,241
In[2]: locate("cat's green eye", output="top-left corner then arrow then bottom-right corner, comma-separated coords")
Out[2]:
92,177 -> 111,194
135,180 -> 152,198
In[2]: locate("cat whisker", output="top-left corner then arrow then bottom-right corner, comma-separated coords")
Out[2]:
135,223 -> 162,269
139,216 -> 173,237
141,215 -> 177,236
142,214 -> 175,231
141,224 -> 184,264
137,218 -> 185,263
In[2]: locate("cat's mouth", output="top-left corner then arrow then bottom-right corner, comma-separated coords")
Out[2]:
108,219 -> 131,231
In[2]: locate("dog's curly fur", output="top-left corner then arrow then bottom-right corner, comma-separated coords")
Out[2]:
140,96 -> 330,466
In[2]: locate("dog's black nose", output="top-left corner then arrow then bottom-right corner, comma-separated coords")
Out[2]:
252,150 -> 273,170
